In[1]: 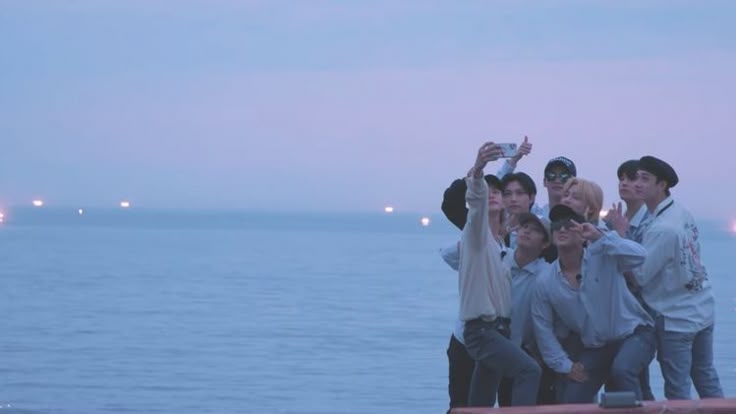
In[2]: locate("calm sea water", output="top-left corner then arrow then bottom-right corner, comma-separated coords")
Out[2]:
1,208 -> 734,413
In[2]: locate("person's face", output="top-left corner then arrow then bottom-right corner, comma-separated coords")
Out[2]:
503,181 -> 534,215
634,170 -> 665,204
488,186 -> 504,212
543,167 -> 571,199
618,174 -> 641,202
551,220 -> 583,248
516,221 -> 548,251
561,184 -> 587,217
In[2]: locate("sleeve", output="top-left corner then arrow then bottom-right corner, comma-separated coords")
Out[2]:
441,178 -> 468,230
440,242 -> 461,271
496,160 -> 515,179
461,176 -> 490,252
586,231 -> 647,273
631,228 -> 678,287
532,280 -> 574,374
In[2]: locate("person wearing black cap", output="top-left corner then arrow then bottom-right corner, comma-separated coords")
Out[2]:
532,204 -> 655,404
539,156 -> 577,219
631,156 -> 723,400
455,142 -> 541,407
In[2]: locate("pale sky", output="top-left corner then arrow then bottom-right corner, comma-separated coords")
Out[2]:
1,1 -> 735,219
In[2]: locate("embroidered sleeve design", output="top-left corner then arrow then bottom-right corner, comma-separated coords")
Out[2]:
681,222 -> 708,291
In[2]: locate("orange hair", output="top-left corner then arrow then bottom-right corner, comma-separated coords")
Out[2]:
562,177 -> 604,222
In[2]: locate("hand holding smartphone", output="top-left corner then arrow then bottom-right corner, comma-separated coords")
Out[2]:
497,143 -> 517,158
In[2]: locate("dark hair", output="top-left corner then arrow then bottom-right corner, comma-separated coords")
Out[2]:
484,174 -> 503,191
500,172 -> 537,196
617,160 -> 639,180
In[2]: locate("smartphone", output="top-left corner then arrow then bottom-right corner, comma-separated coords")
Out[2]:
497,143 -> 517,158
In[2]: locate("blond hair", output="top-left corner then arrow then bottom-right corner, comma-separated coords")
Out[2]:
562,177 -> 603,222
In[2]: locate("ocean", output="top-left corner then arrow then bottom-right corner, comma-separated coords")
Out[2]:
1,208 -> 734,413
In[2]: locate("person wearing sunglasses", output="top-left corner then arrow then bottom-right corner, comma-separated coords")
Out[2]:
456,142 -> 541,407
538,156 -> 577,219
532,204 -> 655,403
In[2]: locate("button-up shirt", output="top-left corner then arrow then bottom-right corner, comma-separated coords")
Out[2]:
632,197 -> 715,333
532,232 -> 650,374
503,253 -> 551,348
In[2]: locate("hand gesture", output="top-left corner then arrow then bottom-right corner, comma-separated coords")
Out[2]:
567,362 -> 589,383
471,142 -> 502,177
511,135 -> 532,162
605,202 -> 628,237
569,220 -> 603,241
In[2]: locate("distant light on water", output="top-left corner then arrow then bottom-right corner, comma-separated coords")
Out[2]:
0,212 -> 4,224
32,199 -> 44,207
120,201 -> 131,208
730,220 -> 736,234
384,206 -> 394,213
78,209 -> 84,216
420,217 -> 430,227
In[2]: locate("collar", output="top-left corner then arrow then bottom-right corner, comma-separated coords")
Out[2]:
628,204 -> 648,228
509,251 -> 542,273
653,196 -> 675,218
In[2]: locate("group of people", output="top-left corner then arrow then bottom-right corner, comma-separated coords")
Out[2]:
438,138 -> 724,410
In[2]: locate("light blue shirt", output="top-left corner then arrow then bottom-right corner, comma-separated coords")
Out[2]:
503,252 -> 551,349
633,197 -> 715,333
532,232 -> 651,373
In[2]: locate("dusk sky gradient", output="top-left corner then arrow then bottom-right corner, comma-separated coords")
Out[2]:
2,1 -> 735,220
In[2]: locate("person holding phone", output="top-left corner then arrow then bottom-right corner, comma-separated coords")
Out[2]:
439,137 -> 533,411
457,142 -> 541,407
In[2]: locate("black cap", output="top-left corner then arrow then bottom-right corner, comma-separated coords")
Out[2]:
617,160 -> 640,180
638,156 -> 679,188
549,204 -> 585,225
544,156 -> 577,177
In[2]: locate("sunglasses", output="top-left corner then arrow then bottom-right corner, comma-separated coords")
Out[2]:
550,219 -> 577,231
545,171 -> 572,183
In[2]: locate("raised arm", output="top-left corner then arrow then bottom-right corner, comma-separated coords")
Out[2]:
502,135 -> 532,172
586,231 -> 647,272
462,142 -> 501,250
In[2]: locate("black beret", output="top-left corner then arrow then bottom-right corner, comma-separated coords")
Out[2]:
638,156 -> 679,188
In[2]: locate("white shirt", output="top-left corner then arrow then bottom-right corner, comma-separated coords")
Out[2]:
633,197 -> 715,333
457,176 -> 512,322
